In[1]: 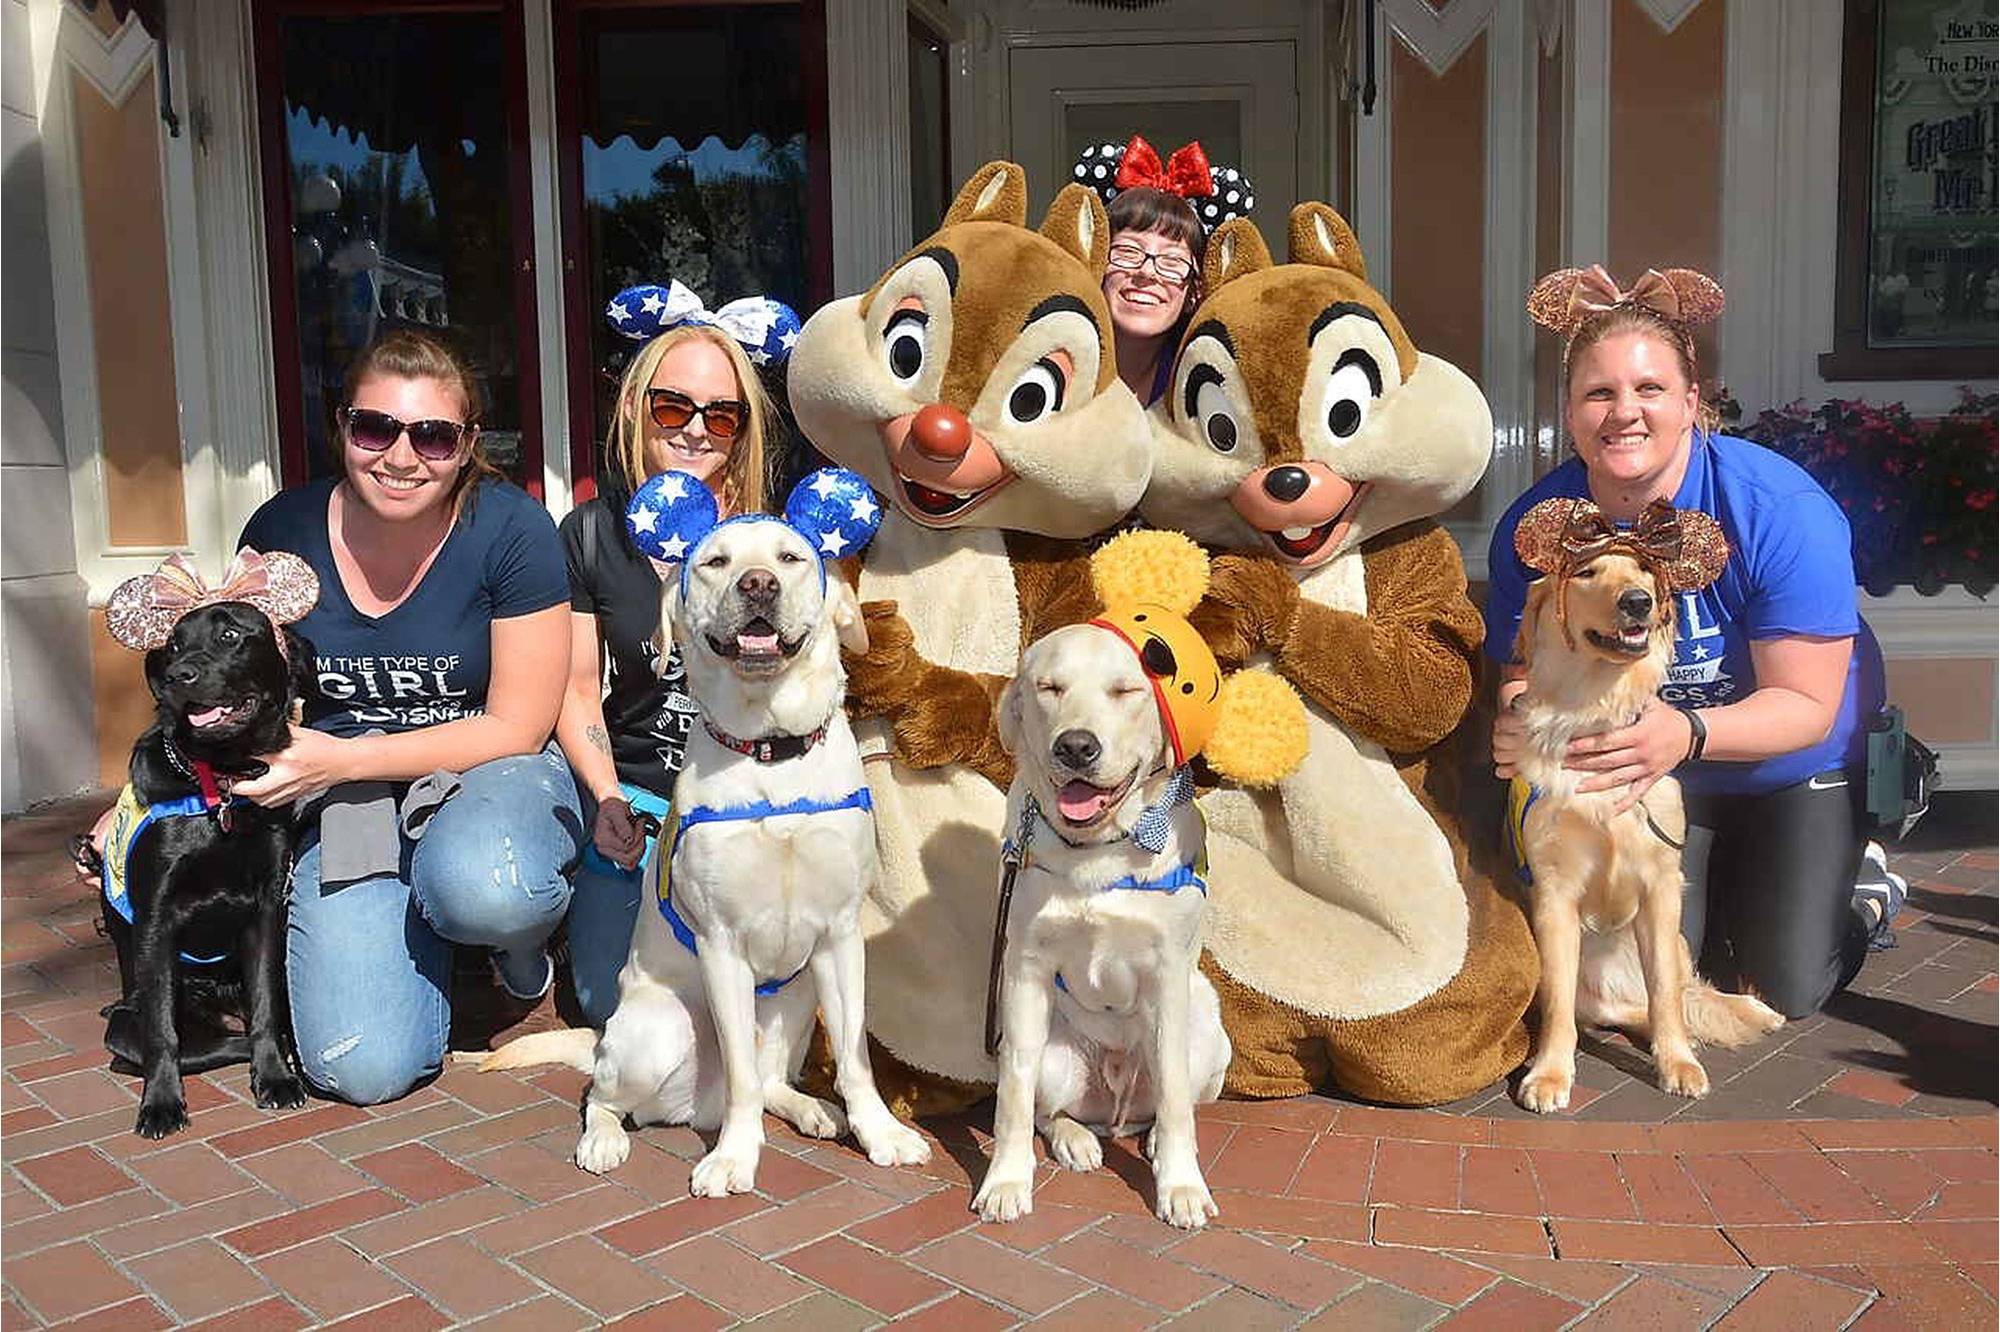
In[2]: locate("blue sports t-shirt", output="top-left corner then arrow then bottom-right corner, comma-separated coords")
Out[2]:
239,477 -> 570,736
1484,431 -> 1885,797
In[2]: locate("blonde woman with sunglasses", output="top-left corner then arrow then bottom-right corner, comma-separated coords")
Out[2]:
556,285 -> 793,1024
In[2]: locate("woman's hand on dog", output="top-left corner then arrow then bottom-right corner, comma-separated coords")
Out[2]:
593,795 -> 646,870
233,725 -> 351,807
1565,698 -> 1693,809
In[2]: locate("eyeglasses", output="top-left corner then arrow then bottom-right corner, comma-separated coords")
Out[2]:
1106,242 -> 1195,286
648,388 -> 749,441
339,407 -> 472,461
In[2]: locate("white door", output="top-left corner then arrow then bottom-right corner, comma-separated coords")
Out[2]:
1008,40 -> 1301,254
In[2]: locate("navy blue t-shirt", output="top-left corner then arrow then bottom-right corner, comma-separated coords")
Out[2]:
1485,432 -> 1885,797
239,478 -> 570,736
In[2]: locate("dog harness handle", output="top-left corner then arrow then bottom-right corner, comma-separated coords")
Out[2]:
656,787 -> 874,994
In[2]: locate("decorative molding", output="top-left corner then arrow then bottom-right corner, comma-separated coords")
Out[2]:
1862,588 -> 2000,659
52,1 -> 153,108
1352,0 -> 1392,286
1378,0 -> 1495,78
1564,0 -> 1608,265
1935,744 -> 1997,793
1477,0 -> 1538,543
1632,0 -> 1705,34
827,0 -> 914,293
522,0 -> 572,516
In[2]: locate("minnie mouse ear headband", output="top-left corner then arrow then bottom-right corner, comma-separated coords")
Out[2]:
625,467 -> 883,597
106,549 -> 320,653
605,280 -> 803,367
1514,498 -> 1728,650
1072,135 -> 1255,231
1526,264 -> 1725,340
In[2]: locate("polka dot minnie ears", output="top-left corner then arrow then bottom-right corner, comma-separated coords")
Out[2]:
625,467 -> 883,596
1072,135 -> 1255,231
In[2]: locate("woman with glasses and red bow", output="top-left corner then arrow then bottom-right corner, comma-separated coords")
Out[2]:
554,285 -> 797,1025
232,329 -> 582,1105
1073,136 -> 1256,405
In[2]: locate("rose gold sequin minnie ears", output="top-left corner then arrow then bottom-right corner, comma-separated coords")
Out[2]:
106,549 -> 320,653
1525,264 -> 1726,338
1515,496 -> 1729,593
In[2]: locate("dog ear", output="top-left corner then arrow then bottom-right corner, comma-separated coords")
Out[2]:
657,577 -> 685,670
829,577 -> 870,655
996,673 -> 1026,759
282,627 -> 318,706
143,647 -> 169,703
1514,578 -> 1550,672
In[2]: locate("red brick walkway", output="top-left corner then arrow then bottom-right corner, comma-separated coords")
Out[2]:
4,791 -> 1994,1329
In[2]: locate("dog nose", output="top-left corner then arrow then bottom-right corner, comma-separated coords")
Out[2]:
1617,588 -> 1654,620
1262,466 -> 1312,503
1051,728 -> 1101,771
167,664 -> 200,686
736,568 -> 779,604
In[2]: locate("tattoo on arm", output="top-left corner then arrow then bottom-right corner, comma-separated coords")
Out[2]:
586,724 -> 611,756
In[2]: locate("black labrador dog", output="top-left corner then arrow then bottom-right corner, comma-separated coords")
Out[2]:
98,601 -> 314,1137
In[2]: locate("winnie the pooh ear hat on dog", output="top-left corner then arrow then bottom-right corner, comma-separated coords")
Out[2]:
1087,530 -> 1308,786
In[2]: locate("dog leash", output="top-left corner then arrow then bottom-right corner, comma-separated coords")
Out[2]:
984,799 -> 1040,1058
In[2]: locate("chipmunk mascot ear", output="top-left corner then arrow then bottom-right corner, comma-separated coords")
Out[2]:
786,164 -> 1156,1112
1135,201 -> 1541,1107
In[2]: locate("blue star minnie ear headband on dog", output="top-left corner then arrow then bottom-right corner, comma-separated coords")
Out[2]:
605,280 -> 803,367
625,467 -> 884,596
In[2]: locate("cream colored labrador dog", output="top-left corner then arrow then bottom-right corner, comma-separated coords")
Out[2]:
480,517 -> 929,1195
973,624 -> 1231,1231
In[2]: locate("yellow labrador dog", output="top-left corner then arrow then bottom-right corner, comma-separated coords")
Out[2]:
482,473 -> 929,1194
974,623 -> 1232,1231
1508,498 -> 1783,1114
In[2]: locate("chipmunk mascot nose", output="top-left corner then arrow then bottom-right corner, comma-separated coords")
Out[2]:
787,162 -> 1155,1107
1137,203 -> 1540,1106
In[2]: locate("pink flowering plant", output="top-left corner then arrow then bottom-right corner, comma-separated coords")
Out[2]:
1725,390 -> 1997,598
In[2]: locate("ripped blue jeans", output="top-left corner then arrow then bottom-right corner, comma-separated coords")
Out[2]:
285,744 -> 583,1104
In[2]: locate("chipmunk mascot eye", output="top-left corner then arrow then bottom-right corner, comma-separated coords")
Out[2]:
1138,203 -> 1540,1106
787,162 -> 1155,1108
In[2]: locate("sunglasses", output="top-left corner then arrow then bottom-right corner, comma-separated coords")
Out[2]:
1106,242 -> 1195,287
339,406 -> 472,461
648,388 -> 749,441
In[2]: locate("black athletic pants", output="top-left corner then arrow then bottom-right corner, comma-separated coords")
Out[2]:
1679,769 -> 1870,1020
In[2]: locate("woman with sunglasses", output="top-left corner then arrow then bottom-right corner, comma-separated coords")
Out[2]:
1073,136 -> 1257,405
233,329 -> 580,1105
555,301 -> 783,1025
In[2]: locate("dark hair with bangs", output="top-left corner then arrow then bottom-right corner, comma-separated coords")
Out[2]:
1107,187 -> 1205,254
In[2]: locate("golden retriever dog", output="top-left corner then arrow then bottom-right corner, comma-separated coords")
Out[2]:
1508,499 -> 1783,1113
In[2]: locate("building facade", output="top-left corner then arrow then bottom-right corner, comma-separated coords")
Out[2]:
3,0 -> 1994,810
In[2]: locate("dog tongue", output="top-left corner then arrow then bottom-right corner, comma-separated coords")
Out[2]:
1056,779 -> 1113,823
187,705 -> 233,729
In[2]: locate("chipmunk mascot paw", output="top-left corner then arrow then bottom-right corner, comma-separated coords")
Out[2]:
1142,204 -> 1538,1105
788,162 -> 1154,1111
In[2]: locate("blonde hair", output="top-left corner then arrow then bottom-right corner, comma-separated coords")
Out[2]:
342,329 -> 505,511
607,325 -> 773,518
1564,305 -> 1721,435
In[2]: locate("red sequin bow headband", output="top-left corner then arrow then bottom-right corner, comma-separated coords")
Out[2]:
106,549 -> 320,653
1114,135 -> 1214,199
1072,137 -> 1255,229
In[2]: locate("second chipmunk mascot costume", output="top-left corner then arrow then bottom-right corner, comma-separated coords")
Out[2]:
788,162 -> 1155,1107
1140,205 -> 1538,1104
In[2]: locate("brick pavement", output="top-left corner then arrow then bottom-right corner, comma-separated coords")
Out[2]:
3,790 -> 1993,1329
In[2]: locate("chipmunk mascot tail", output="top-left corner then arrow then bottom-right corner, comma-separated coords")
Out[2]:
1139,205 -> 1539,1105
788,163 -> 1154,1113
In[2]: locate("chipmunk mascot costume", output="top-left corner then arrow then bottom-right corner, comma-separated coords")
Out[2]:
788,163 -> 1155,1109
1139,205 -> 1539,1105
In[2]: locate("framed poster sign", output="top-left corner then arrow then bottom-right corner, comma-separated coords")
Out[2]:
1822,0 -> 1998,380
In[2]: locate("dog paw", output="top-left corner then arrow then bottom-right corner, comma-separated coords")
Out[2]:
690,1144 -> 759,1197
1658,1053 -> 1710,1099
252,1069 -> 308,1111
854,1114 -> 932,1168
1516,1066 -> 1573,1114
134,1099 -> 189,1140
1154,1177 -> 1219,1230
1046,1119 -> 1102,1172
973,1175 -> 1034,1223
768,1087 -> 846,1140
576,1123 -> 632,1175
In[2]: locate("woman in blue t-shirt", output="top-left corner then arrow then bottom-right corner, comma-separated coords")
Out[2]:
1486,266 -> 1889,1019
235,330 -> 580,1104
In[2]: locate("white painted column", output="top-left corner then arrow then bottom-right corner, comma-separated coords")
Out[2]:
826,0 -> 913,293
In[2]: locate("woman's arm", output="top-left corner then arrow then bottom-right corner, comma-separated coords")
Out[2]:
554,610 -> 622,803
1567,633 -> 1852,802
236,604 -> 572,804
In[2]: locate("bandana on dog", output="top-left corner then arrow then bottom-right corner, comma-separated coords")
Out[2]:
105,549 -> 319,654
605,280 -> 803,367
625,466 -> 884,595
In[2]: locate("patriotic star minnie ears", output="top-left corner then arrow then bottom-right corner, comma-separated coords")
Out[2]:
1072,135 -> 1255,231
605,280 -> 803,367
106,549 -> 320,652
625,467 -> 883,594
